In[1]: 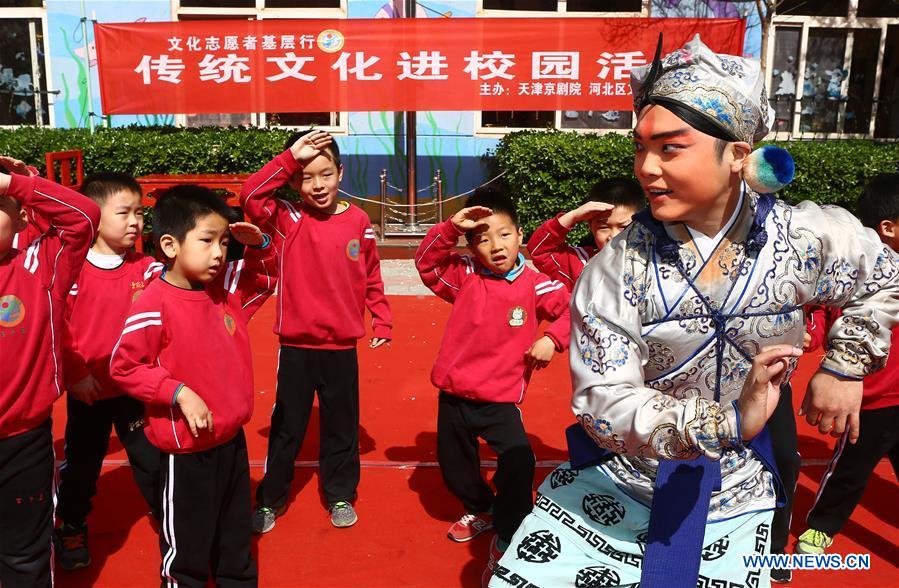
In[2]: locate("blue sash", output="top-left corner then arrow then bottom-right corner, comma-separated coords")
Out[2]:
565,423 -> 783,587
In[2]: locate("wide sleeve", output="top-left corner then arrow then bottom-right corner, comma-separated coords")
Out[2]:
570,232 -> 742,461
800,202 -> 899,379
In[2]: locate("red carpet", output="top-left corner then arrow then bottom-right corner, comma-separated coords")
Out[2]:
51,296 -> 898,587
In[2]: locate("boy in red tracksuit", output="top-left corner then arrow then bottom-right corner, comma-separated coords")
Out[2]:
415,187 -> 570,582
0,156 -> 100,588
795,173 -> 899,558
242,130 -> 391,532
528,177 -> 644,290
54,173 -> 164,571
110,186 -> 277,587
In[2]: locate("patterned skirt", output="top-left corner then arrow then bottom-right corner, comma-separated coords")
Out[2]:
490,462 -> 773,588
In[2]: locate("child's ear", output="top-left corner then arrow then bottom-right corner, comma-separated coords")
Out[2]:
337,163 -> 344,183
879,219 -> 896,240
15,207 -> 27,232
159,234 -> 179,259
517,226 -> 523,246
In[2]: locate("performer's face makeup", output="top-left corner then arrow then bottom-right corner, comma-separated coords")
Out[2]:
467,212 -> 524,274
633,105 -> 744,228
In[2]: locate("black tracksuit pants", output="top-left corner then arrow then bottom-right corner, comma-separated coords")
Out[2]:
0,418 -> 54,588
805,404 -> 899,536
256,346 -> 361,509
56,394 -> 161,525
437,392 -> 536,544
158,429 -> 257,588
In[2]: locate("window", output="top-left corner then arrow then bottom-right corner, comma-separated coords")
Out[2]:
567,1 -> 641,12
481,111 -> 554,128
483,0 -> 556,10
858,0 -> 899,18
768,4 -> 899,138
776,0 -> 849,17
769,27 -> 800,134
0,17 -> 49,126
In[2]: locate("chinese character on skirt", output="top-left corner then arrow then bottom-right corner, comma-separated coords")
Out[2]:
532,52 -> 579,80
198,53 -> 252,83
397,51 -> 448,81
332,52 -> 382,81
224,36 -> 239,50
134,55 -> 186,85
262,35 -> 278,51
167,37 -> 182,52
280,35 -> 296,50
464,51 -> 515,80
205,36 -> 220,51
267,53 -> 316,82
596,51 -> 647,80
186,36 -> 202,52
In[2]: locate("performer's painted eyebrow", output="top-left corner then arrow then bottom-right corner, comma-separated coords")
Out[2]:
633,128 -> 692,140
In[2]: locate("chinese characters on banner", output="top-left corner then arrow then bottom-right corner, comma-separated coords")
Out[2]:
94,18 -> 745,115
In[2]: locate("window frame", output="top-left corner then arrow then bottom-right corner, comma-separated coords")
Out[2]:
766,2 -> 893,139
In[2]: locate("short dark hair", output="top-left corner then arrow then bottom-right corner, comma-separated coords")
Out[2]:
858,173 -> 899,230
464,186 -> 519,241
81,172 -> 142,205
153,185 -> 237,246
583,177 -> 646,211
283,129 -> 342,167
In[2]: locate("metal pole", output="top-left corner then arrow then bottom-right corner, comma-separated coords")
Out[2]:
405,0 -> 417,228
80,0 -> 94,133
435,169 -> 443,223
379,169 -> 387,239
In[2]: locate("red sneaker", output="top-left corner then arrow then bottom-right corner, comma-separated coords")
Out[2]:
481,534 -> 504,587
447,512 -> 493,542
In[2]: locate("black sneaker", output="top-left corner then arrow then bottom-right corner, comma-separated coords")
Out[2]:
54,523 -> 91,570
770,567 -> 792,583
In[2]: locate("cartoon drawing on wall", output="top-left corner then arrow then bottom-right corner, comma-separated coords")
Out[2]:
47,0 -> 172,128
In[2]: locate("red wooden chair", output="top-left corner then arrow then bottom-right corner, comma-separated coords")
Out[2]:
45,149 -> 84,191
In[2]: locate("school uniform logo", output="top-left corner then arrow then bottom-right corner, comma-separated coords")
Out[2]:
224,313 -> 236,336
508,306 -> 527,327
0,295 -> 25,328
346,238 -> 361,261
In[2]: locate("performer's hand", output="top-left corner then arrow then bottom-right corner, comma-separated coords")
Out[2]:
451,206 -> 492,233
176,386 -> 213,438
229,222 -> 264,247
738,344 -> 802,441
559,201 -> 614,229
800,370 -> 863,444
525,336 -> 556,370
289,130 -> 333,165
69,374 -> 101,406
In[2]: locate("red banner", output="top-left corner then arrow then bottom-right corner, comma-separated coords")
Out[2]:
94,18 -> 745,115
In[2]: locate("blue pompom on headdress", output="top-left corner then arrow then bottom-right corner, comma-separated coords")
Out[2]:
743,145 -> 795,194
